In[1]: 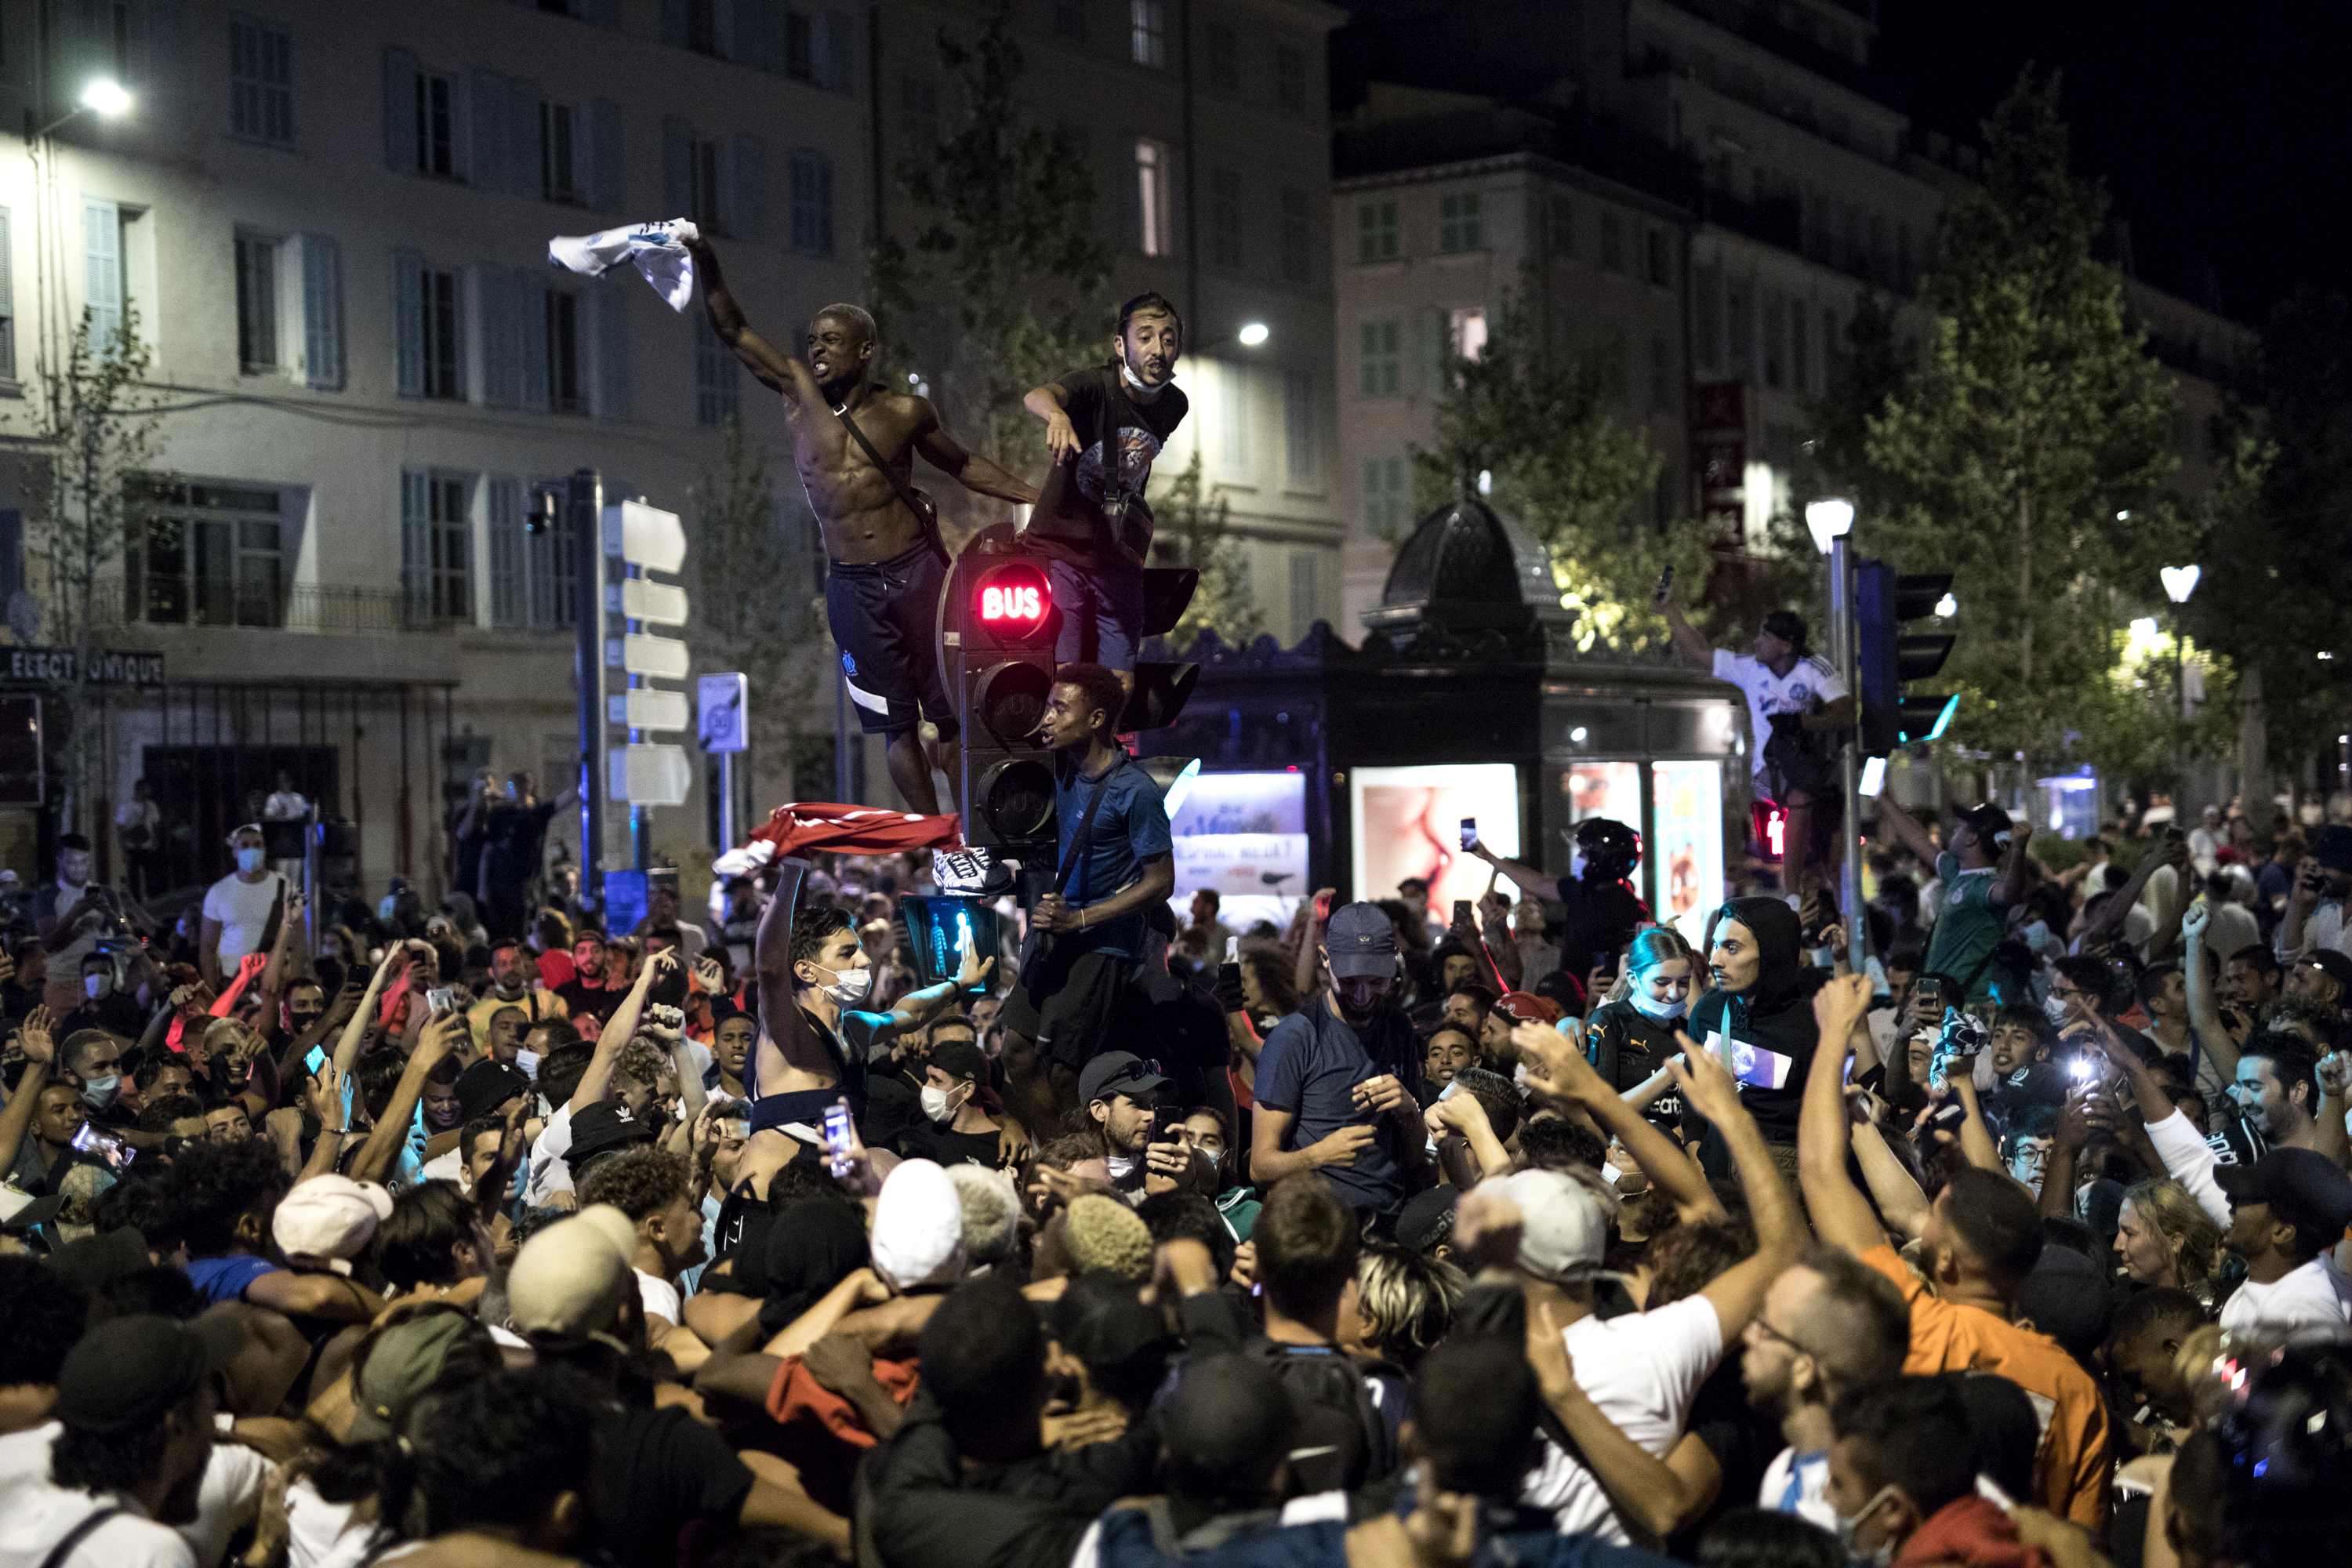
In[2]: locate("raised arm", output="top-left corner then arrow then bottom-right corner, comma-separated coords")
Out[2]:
1659,592 -> 1717,670
1294,889 -> 1333,1000
2316,1051 -> 2350,1175
0,1015 -> 53,1181
332,946 -> 404,1081
573,949 -> 675,1114
349,1012 -> 466,1185
1671,1040 -> 1808,1337
1798,973 -> 1889,1255
752,858 -> 840,1086
1480,893 -> 1523,992
1468,840 -> 1557,902
2179,902 -> 2242,1086
879,930 -> 994,1042
1869,793 -> 1944,869
681,234 -> 806,399
1516,1021 -> 1723,1226
913,410 -> 1040,506
2086,840 -> 2185,945
1993,822 -> 2034,909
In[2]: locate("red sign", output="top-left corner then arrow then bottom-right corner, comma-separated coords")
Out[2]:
973,564 -> 1051,642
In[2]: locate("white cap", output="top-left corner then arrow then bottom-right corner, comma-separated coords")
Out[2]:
1496,1166 -> 1617,1284
871,1159 -> 967,1291
272,1174 -> 394,1275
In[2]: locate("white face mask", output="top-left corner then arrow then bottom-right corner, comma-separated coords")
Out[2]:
2042,991 -> 2071,1029
84,974 -> 111,1000
1834,1483 -> 1900,1568
920,1083 -> 964,1124
236,846 -> 266,873
1631,989 -> 1688,1023
815,961 -> 872,1005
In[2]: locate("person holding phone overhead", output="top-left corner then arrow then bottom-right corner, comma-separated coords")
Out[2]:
1871,796 -> 2033,1006
1468,817 -> 1650,993
1685,895 -> 1817,1167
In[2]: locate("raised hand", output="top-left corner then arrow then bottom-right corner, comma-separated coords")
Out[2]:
1666,1033 -> 1746,1125
19,1005 -> 54,1066
1512,1019 -> 1604,1102
1813,971 -> 1873,1040
953,927 -> 996,989
693,955 -> 726,994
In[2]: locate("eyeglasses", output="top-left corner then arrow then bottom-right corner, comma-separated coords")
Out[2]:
1748,1316 -> 1814,1358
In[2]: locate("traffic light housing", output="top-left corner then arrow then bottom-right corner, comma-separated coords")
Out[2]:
1855,561 -> 1956,755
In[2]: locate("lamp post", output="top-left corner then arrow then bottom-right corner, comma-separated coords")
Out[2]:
2162,564 -> 2201,815
1806,498 -> 1862,953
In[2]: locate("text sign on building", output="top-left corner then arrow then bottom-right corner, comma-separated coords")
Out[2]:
0,647 -> 165,687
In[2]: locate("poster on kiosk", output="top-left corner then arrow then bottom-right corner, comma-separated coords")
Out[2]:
1348,764 -> 1522,931
1167,771 -> 1311,932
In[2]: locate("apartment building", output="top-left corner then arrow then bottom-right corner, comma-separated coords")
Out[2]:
874,0 -> 1348,647
0,0 -> 866,897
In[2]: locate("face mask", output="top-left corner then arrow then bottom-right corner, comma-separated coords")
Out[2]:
84,975 -> 111,1000
1835,1484 -> 1900,1568
1631,989 -> 1689,1023
515,1050 -> 541,1080
236,847 -> 265,873
2042,992 -> 2071,1029
816,963 -> 872,1005
81,1073 -> 120,1109
919,1084 -> 963,1124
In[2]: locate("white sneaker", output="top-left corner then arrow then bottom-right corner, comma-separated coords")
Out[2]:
933,848 -> 993,895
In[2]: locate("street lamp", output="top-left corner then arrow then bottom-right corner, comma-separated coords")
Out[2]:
2162,563 -> 2198,812
1805,497 -> 1855,556
28,78 -> 134,138
1236,321 -> 1269,347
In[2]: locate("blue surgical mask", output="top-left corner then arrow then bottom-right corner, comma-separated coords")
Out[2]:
81,1073 -> 120,1109
236,846 -> 266,873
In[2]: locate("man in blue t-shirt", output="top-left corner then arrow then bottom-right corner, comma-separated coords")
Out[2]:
1002,663 -> 1174,1116
1250,902 -> 1430,1221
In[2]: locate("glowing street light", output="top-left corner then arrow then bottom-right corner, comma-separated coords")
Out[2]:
1806,497 -> 1855,556
1236,321 -> 1269,347
79,79 -> 133,116
2160,564 -> 2200,604
1935,592 -> 1958,619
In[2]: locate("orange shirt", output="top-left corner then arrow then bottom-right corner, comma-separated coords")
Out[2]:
1863,1245 -> 2111,1530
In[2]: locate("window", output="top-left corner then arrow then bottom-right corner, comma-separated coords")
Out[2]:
1599,212 -> 1624,272
234,236 -> 278,372
392,256 -> 463,401
899,77 -> 939,150
542,102 -> 583,203
1274,44 -> 1306,112
1762,289 -> 1785,389
1210,167 -> 1244,270
1449,307 -> 1486,361
1283,368 -> 1319,487
1356,199 -> 1398,265
547,289 -> 584,414
1790,300 -> 1808,393
1646,227 -> 1671,287
1363,454 -> 1406,539
400,472 -> 474,624
1649,334 -> 1671,413
1279,187 -> 1311,285
0,207 -> 16,381
1359,318 -> 1400,398
1438,192 -> 1481,254
1134,138 -> 1171,256
696,313 -> 739,426
783,12 -> 817,82
416,71 -> 457,177
1052,0 -> 1086,40
684,0 -> 720,55
688,136 -> 723,229
83,200 -> 125,347
1288,550 -> 1319,637
229,17 -> 292,145
1548,194 -> 1574,258
130,482 -> 285,629
1131,0 -> 1166,67
789,152 -> 834,255
1205,22 -> 1239,89
299,234 -> 343,390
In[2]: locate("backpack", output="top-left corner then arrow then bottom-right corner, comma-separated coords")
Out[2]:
1246,1339 -> 1398,1494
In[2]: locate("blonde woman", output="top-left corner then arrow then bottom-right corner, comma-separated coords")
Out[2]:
2117,1177 -> 2227,1312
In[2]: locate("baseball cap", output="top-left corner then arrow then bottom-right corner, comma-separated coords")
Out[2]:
55,1313 -> 245,1435
1495,991 -> 1563,1028
272,1174 -> 394,1275
1496,1166 -> 1615,1284
563,1101 -> 655,1171
1325,902 -> 1399,979
1956,803 -> 2014,844
870,1159 -> 966,1291
2213,1147 -> 2352,1247
1759,608 -> 1808,654
2309,824 -> 2352,873
1396,1185 -> 1459,1256
347,1310 -> 488,1442
454,1058 -> 532,1123
930,1039 -> 987,1085
506,1211 -> 633,1337
2293,949 -> 2352,995
1078,1051 -> 1170,1109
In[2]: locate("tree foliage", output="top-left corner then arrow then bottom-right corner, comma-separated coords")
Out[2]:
1410,281 -> 1686,652
1150,452 -> 1265,647
688,418 -> 825,774
872,13 -> 1114,503
1821,71 -> 2188,774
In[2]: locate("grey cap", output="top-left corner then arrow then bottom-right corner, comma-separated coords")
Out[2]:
1325,902 -> 1399,978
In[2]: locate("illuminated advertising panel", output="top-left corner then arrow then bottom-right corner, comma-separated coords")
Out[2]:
1350,764 -> 1521,925
1168,771 -> 1310,930
1650,759 -> 1725,946
1560,761 -> 1641,832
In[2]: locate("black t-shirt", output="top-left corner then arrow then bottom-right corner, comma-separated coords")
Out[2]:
590,1403 -> 754,1565
1583,998 -> 1686,1128
898,1121 -> 1014,1169
1686,983 -> 1818,1145
1035,366 -> 1189,561
1550,875 -> 1651,975
862,1065 -> 926,1153
554,977 -> 623,1027
483,800 -> 559,888
61,992 -> 147,1040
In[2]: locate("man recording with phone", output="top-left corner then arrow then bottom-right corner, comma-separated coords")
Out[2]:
1660,580 -> 1854,905
2274,822 -> 2352,966
1869,796 -> 2032,1007
1469,817 -> 1650,996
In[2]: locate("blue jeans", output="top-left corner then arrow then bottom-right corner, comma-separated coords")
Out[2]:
1047,555 -> 1145,672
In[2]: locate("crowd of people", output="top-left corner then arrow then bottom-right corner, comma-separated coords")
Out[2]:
2,706 -> 2350,1568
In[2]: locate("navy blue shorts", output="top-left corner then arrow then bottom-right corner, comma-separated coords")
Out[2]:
826,543 -> 956,738
1047,556 -> 1145,673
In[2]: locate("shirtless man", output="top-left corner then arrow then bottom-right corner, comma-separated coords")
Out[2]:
683,234 -> 1036,815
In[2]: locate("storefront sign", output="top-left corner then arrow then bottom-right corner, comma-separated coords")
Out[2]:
1,646 -> 166,687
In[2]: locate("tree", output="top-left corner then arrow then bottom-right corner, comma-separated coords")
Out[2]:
1820,70 -> 2187,774
872,13 -> 1114,523
10,307 -> 166,836
1410,281 -> 1684,652
1150,452 -> 1265,647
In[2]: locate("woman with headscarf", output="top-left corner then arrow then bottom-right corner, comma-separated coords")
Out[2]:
1685,896 -> 1817,1167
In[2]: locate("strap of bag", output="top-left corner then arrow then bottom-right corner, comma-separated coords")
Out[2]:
835,398 -> 949,567
1052,768 -> 1117,898
38,1506 -> 125,1568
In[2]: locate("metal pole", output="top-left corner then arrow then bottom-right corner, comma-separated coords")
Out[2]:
717,750 -> 735,854
571,469 -> 605,915
1830,535 -> 1867,969
834,667 -> 851,804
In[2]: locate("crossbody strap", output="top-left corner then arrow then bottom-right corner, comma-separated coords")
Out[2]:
1052,768 -> 1117,898
835,397 -> 948,565
38,1505 -> 125,1568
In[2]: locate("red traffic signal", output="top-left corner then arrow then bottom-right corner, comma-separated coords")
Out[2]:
974,563 -> 1052,644
1751,801 -> 1788,862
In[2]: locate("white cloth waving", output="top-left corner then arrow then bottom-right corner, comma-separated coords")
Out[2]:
547,219 -> 701,311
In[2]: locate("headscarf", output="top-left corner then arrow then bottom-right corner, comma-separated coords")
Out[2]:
757,1196 -> 871,1338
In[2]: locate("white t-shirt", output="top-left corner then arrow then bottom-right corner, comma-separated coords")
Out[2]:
526,1105 -> 575,1204
201,872 -> 285,971
635,1267 -> 683,1326
2218,1256 -> 2352,1341
180,1438 -> 269,1568
1758,1446 -> 1835,1531
1713,649 -> 1846,782
1519,1293 -> 1725,1541
263,791 -> 309,821
285,1478 -> 370,1568
0,1483 -> 195,1568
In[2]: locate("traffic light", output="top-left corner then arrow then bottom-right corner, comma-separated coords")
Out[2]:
1854,561 -> 1957,755
956,554 -> 1059,851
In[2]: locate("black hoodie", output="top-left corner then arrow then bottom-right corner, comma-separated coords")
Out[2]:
1686,895 -> 1817,1144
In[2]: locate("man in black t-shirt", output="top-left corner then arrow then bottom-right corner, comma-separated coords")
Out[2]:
1471,817 -> 1652,980
1022,292 -> 1189,688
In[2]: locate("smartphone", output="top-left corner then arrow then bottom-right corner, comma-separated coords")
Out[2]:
72,1123 -> 136,1173
1225,936 -> 1240,964
1460,818 -> 1477,851
303,1044 -> 327,1077
1152,1104 -> 1185,1145
1653,564 -> 1674,604
425,987 -> 457,1014
1314,891 -> 1333,923
1915,976 -> 1944,1012
1453,898 -> 1474,929
821,1102 -> 857,1178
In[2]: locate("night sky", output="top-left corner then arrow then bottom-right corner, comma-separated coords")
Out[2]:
1875,4 -> 2351,325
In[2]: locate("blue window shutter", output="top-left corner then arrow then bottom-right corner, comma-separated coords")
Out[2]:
662,117 -> 692,218
82,200 -> 122,347
736,0 -> 781,71
507,78 -> 544,199
728,136 -> 763,241
591,289 -> 630,421
586,100 -> 622,212
468,71 -> 506,192
470,264 -> 514,407
383,49 -> 419,171
391,249 -> 423,397
515,270 -> 549,413
400,467 -> 430,616
488,475 -> 524,627
300,234 -> 343,390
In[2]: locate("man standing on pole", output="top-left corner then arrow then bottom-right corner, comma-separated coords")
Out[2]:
681,234 -> 1038,818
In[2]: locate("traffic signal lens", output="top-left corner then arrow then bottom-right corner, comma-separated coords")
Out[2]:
975,661 -> 1052,745
977,757 -> 1057,840
974,564 -> 1052,643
